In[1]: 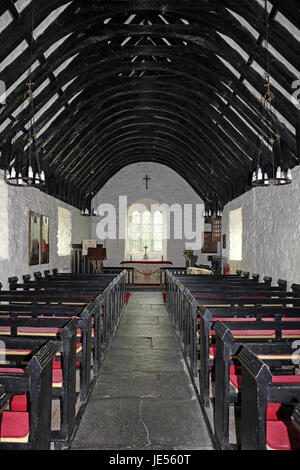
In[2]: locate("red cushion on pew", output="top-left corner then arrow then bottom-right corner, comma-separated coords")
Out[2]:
125,293 -> 131,303
0,327 -> 10,334
52,359 -> 61,369
210,329 -> 275,338
0,412 -> 29,441
11,394 -> 27,412
52,369 -> 63,386
266,420 -> 300,450
272,376 -> 300,384
232,330 -> 275,337
17,327 -> 63,336
162,292 -> 167,303
0,368 -> 25,374
282,330 -> 300,337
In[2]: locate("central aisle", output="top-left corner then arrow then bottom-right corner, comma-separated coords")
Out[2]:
71,292 -> 213,450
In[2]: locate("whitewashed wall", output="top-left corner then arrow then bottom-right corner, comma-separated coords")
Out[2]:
222,165 -> 300,287
91,162 -> 208,267
0,171 -> 91,289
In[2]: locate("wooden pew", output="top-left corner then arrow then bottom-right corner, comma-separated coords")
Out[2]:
238,345 -> 300,450
9,271 -> 127,337
171,289 -> 300,387
165,271 -> 282,315
3,272 -> 126,354
0,270 -> 127,449
213,320 -> 300,449
198,305 -> 300,406
0,341 -> 58,449
0,306 -> 93,402
0,318 -> 77,449
0,292 -> 103,376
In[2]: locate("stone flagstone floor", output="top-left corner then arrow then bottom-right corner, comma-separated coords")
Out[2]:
70,291 -> 213,450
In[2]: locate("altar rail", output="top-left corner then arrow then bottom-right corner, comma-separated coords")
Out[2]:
103,267 -> 134,285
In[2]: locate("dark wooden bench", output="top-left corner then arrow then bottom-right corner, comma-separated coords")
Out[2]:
0,318 -> 77,449
170,289 -> 300,389
165,271 -> 284,316
0,340 -> 58,449
0,306 -> 93,402
213,320 -> 300,449
9,271 -> 127,338
238,345 -> 300,450
198,305 -> 300,406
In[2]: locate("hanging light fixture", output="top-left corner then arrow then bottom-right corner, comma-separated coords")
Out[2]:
252,0 -> 292,187
81,120 -> 98,217
81,172 -> 97,217
5,0 -> 45,188
204,164 -> 223,220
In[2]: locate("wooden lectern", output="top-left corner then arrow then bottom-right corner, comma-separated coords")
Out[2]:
87,247 -> 107,274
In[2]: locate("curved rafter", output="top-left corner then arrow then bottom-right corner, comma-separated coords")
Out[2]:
0,0 -> 299,209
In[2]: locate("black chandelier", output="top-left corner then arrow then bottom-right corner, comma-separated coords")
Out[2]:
251,0 -> 292,187
81,174 -> 98,217
5,81 -> 46,187
204,164 -> 223,219
5,0 -> 45,188
81,123 -> 98,218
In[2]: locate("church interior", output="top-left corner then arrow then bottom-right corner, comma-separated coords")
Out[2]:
0,0 -> 299,453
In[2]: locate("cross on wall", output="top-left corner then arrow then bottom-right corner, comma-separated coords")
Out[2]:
143,174 -> 151,190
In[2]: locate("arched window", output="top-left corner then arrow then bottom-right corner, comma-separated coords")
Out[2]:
126,203 -> 167,260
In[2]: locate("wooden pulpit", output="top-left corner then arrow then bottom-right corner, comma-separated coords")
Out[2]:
87,247 -> 107,274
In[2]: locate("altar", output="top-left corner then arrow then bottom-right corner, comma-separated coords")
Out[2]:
120,260 -> 173,285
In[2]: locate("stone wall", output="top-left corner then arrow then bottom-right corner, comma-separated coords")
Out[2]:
0,171 -> 91,289
91,162 -> 209,267
222,165 -> 300,287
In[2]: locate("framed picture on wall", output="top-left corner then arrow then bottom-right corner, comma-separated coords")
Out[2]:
29,211 -> 41,266
40,215 -> 49,264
